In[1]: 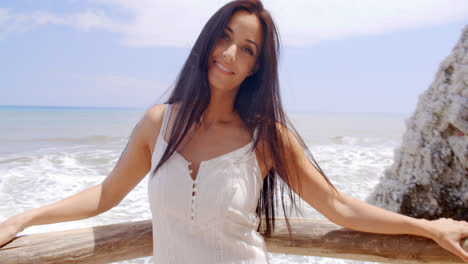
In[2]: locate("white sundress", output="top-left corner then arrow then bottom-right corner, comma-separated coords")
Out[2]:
147,104 -> 269,263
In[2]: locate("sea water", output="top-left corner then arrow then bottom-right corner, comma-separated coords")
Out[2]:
0,106 -> 408,264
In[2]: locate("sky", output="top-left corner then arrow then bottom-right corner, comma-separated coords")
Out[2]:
1,0 -> 467,113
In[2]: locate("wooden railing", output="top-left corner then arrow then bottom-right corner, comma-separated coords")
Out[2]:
1,218 -> 467,263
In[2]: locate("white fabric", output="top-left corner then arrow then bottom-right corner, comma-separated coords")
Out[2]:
148,104 -> 269,263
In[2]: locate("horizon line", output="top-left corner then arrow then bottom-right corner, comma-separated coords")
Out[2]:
0,104 -> 411,115
0,104 -> 144,110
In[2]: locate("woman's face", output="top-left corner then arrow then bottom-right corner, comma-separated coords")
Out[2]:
208,10 -> 263,93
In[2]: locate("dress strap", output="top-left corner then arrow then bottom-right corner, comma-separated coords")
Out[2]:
158,104 -> 172,141
253,127 -> 259,140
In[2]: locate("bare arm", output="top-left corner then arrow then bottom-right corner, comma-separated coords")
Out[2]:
276,125 -> 468,262
0,104 -> 166,246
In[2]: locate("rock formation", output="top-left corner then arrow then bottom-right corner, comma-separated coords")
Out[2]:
367,26 -> 468,220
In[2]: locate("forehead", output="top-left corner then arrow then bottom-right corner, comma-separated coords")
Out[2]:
227,10 -> 263,46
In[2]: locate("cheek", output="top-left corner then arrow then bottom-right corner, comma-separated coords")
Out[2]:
239,60 -> 256,76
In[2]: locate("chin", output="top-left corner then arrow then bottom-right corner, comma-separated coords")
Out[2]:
208,79 -> 239,94
209,82 -> 237,93
207,71 -> 230,90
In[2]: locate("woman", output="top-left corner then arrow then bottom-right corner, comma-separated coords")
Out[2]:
1,0 -> 467,263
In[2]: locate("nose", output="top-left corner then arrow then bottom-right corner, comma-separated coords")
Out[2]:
223,44 -> 236,64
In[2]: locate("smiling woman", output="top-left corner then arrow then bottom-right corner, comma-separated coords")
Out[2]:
0,0 -> 468,264
208,10 -> 263,92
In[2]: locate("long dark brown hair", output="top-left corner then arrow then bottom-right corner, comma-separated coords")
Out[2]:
151,0 -> 333,237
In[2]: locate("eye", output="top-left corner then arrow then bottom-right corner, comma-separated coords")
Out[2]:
220,32 -> 229,41
242,47 -> 254,56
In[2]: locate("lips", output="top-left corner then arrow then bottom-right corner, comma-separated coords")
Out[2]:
214,60 -> 234,75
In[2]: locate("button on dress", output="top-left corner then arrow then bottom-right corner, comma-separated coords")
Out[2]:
148,104 -> 269,263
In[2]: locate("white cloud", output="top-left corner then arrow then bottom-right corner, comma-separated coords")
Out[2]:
1,0 -> 468,46
71,10 -> 119,31
0,8 -> 30,39
0,8 -> 121,35
267,0 -> 468,45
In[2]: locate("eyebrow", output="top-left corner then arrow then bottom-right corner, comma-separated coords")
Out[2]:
225,26 -> 259,51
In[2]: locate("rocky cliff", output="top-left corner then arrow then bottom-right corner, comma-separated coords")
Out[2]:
367,26 -> 468,220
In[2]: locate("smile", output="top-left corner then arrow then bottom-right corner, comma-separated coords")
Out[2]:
214,61 -> 234,74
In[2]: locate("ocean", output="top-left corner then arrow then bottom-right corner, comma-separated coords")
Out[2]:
0,105 -> 408,264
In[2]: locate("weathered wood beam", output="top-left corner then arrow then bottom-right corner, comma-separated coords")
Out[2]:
0,218 -> 466,264
0,220 -> 152,264
265,219 -> 468,264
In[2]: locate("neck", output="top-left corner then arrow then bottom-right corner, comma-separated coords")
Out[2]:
203,87 -> 239,126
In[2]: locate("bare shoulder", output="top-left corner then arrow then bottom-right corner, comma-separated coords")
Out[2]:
275,121 -> 303,154
143,104 -> 166,125
255,121 -> 302,178
257,121 -> 298,154
135,104 -> 167,155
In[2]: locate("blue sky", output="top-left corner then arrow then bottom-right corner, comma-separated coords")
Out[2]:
1,0 -> 467,113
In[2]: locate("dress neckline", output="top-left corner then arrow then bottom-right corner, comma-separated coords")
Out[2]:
162,137 -> 254,167
159,104 -> 256,182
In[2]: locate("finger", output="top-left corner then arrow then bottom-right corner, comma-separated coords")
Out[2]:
461,237 -> 468,253
451,241 -> 468,263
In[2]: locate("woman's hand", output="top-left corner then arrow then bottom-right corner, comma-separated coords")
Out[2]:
0,215 -> 25,247
428,218 -> 468,263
